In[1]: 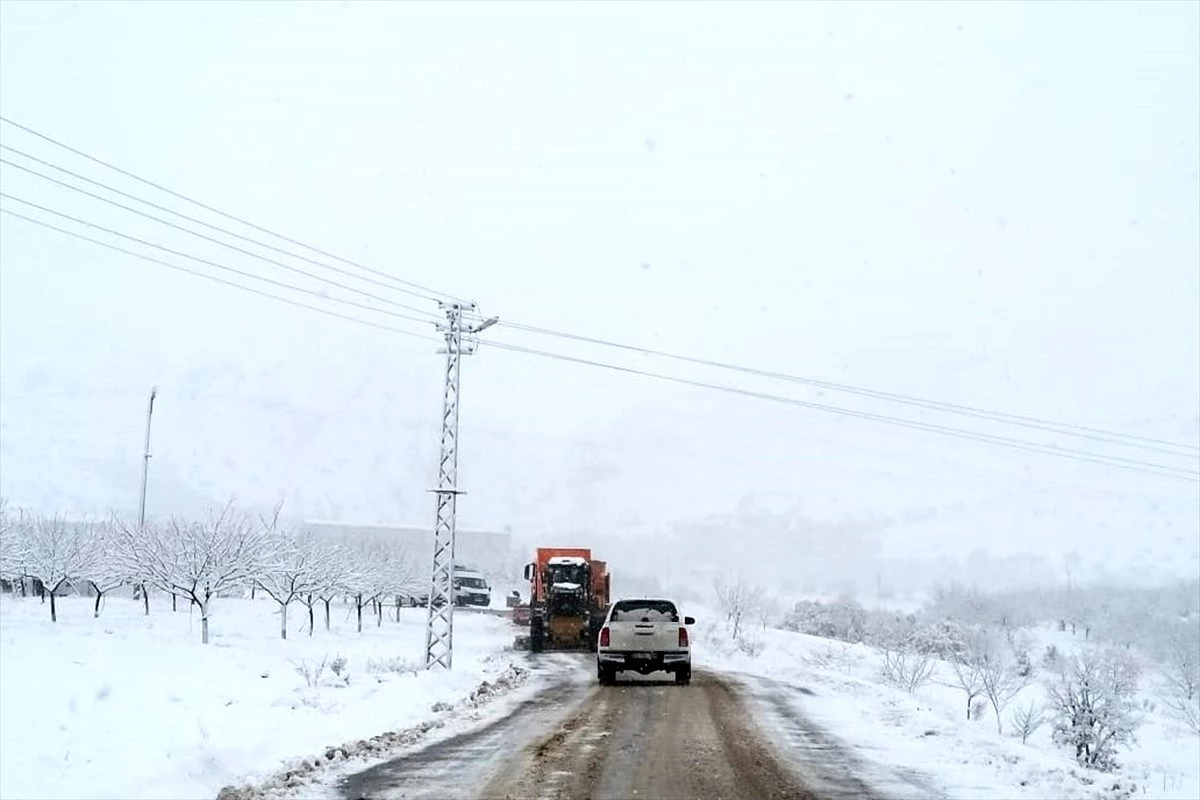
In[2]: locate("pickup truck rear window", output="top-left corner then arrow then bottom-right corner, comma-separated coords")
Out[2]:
611,600 -> 679,622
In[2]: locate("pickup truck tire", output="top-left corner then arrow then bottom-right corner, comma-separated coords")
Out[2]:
597,664 -> 616,685
675,667 -> 692,685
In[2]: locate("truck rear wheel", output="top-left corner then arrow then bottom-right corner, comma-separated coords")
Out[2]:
675,666 -> 691,686
530,619 -> 545,653
598,664 -> 616,685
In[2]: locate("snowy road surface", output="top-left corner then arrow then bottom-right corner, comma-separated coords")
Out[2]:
337,655 -> 935,800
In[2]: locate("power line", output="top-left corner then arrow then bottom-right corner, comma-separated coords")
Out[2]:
0,146 -> 442,318
0,115 -> 462,305
0,192 -> 435,327
492,320 -> 1199,457
0,207 -> 437,339
6,200 -> 1190,482
3,116 -> 1193,459
0,165 -> 437,319
480,339 -> 1200,481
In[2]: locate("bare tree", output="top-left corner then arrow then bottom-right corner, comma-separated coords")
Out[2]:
344,545 -> 384,633
115,505 -> 279,643
756,594 -> 780,631
0,499 -> 28,593
1161,621 -> 1200,733
1010,697 -> 1046,744
714,573 -> 762,641
311,545 -> 351,632
878,632 -> 936,693
946,646 -> 987,721
21,515 -> 97,622
255,524 -> 322,640
1047,646 -> 1141,771
84,521 -> 129,617
954,627 -> 1029,734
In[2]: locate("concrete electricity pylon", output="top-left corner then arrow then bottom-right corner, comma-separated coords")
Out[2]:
424,301 -> 497,670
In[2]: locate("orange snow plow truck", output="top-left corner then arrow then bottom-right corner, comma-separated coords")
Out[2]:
514,547 -> 611,652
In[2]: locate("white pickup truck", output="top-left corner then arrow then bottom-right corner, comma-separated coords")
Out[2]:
596,598 -> 695,685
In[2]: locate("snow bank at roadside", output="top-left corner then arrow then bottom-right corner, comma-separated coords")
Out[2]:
0,594 -> 525,800
690,610 -> 1199,800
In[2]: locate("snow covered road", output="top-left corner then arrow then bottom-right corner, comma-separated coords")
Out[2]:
333,656 -> 932,800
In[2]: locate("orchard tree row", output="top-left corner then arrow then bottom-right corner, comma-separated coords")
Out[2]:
0,498 -> 424,643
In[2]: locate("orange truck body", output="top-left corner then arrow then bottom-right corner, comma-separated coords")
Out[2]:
518,547 -> 612,651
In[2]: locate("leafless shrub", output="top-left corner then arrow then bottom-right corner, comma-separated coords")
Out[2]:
1010,697 -> 1046,744
880,639 -> 935,693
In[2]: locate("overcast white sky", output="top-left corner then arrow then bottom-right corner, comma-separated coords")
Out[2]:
1,1 -> 1197,582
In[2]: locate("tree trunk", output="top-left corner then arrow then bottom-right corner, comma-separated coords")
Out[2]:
307,601 -> 315,636
377,599 -> 383,627
395,595 -> 401,622
142,583 -> 150,615
280,602 -> 288,640
172,593 -> 177,612
324,599 -> 331,631
49,586 -> 57,622
94,589 -> 102,618
356,595 -> 363,633
200,594 -> 211,644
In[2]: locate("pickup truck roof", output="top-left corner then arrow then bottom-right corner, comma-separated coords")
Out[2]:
608,598 -> 680,622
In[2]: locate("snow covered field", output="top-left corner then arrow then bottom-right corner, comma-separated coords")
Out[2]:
0,593 -> 526,800
692,613 -> 1200,800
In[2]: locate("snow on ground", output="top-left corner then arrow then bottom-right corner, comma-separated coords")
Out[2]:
689,610 -> 1200,800
0,592 -> 528,800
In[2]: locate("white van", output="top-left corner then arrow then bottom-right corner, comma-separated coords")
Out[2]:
453,565 -> 492,607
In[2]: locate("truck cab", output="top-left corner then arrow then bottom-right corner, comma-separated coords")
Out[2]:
520,548 -> 611,652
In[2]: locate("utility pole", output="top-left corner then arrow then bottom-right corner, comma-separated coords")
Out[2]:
137,387 -> 157,529
424,302 -> 498,670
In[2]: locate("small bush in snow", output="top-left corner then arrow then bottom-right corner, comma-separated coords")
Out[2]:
802,641 -> 861,672
366,656 -> 421,676
736,635 -> 764,658
330,653 -> 348,677
1014,649 -> 1034,678
1010,697 -> 1046,744
1047,646 -> 1141,771
879,639 -> 935,693
293,657 -> 327,688
971,698 -> 988,721
1043,644 -> 1060,668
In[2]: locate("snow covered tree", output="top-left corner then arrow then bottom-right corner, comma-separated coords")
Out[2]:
714,573 -> 761,640
1010,697 -> 1046,744
0,499 -> 29,593
21,515 -> 97,621
83,521 -> 130,617
310,544 -> 351,633
978,634 -> 1029,734
255,524 -> 323,640
114,505 -> 280,643
755,594 -> 780,631
879,635 -> 935,693
1047,646 -> 1141,771
1160,620 -> 1200,733
945,637 -> 987,721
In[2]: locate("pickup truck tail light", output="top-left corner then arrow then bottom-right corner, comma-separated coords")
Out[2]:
678,626 -> 689,647
599,626 -> 610,647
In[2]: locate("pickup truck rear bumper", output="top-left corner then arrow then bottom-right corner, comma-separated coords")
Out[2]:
598,650 -> 690,673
